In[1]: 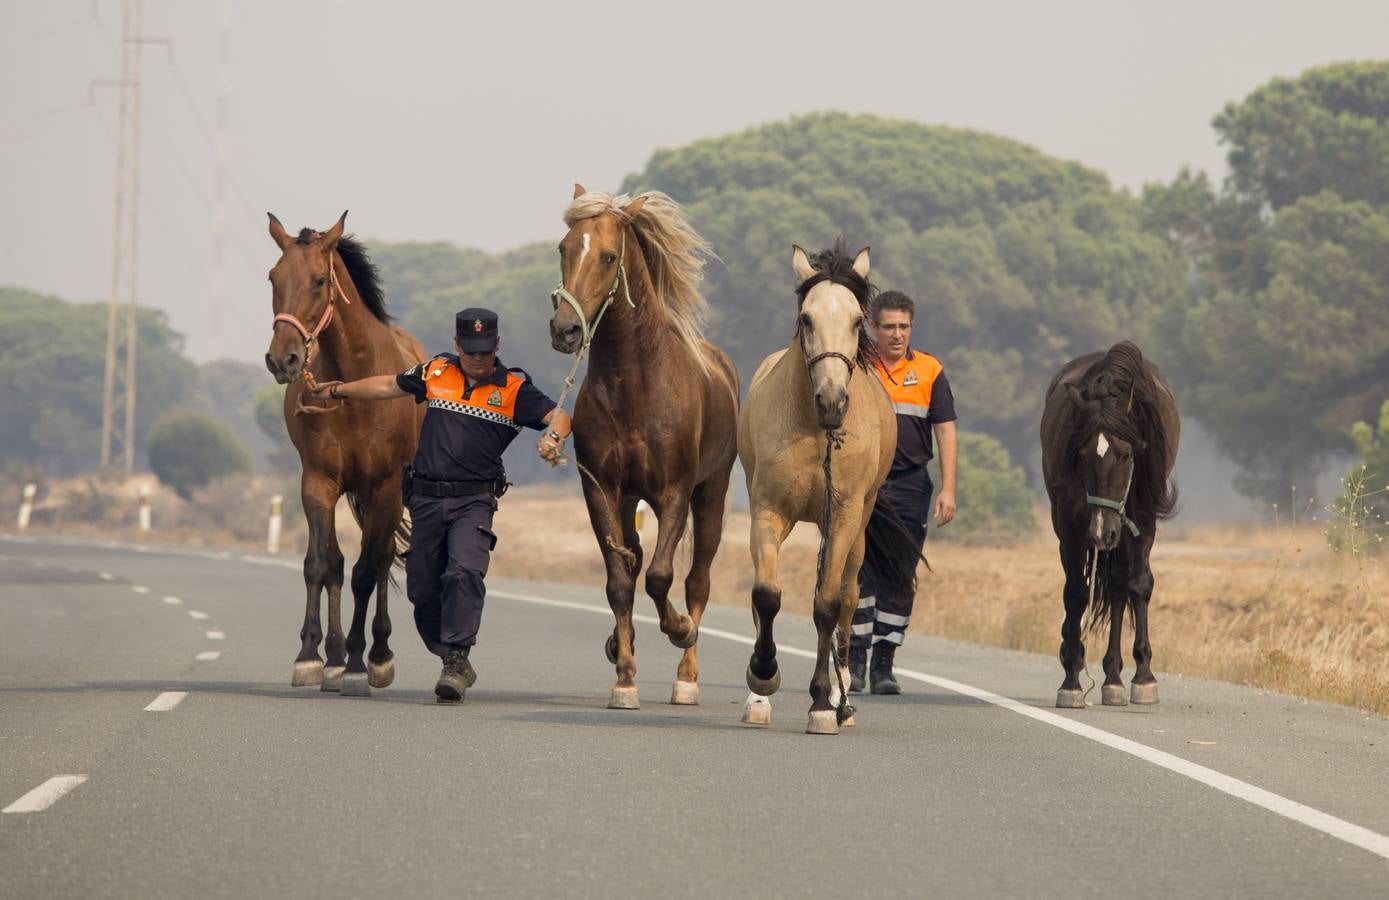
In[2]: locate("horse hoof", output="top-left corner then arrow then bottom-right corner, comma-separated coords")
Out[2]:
368,657 -> 395,689
1101,684 -> 1128,706
341,671 -> 371,697
1055,688 -> 1086,708
1130,681 -> 1159,704
741,693 -> 771,726
841,713 -> 857,728
605,632 -> 619,665
746,663 -> 781,696
291,659 -> 324,687
805,709 -> 839,735
320,666 -> 345,693
670,616 -> 699,649
608,686 -> 640,709
670,680 -> 699,705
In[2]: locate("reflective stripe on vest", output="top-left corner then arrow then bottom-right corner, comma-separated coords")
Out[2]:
876,350 -> 942,417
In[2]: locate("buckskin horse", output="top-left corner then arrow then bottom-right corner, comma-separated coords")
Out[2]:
1040,340 -> 1180,708
737,240 -> 923,734
549,186 -> 739,710
265,212 -> 424,696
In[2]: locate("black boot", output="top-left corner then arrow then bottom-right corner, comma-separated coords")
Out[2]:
435,645 -> 477,704
869,642 -> 901,695
849,644 -> 868,693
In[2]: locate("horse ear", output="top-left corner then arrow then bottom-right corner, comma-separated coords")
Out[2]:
1065,382 -> 1085,408
572,183 -> 587,199
792,245 -> 815,283
853,246 -> 871,279
321,210 -> 348,250
622,195 -> 648,222
267,212 -> 291,250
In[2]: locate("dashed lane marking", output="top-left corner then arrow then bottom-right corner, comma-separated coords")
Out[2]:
131,585 -> 150,594
194,651 -> 220,661
188,611 -> 208,620
162,596 -> 182,605
143,691 -> 188,712
3,776 -> 89,814
205,630 -> 225,640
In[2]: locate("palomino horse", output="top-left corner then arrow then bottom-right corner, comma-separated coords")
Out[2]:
1040,341 -> 1179,708
737,241 -> 922,734
549,186 -> 739,709
265,212 -> 425,696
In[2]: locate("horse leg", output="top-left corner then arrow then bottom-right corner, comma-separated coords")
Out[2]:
368,567 -> 396,689
830,529 -> 868,728
643,490 -> 697,650
1100,550 -> 1132,706
291,477 -> 341,687
582,480 -> 641,709
341,491 -> 398,697
742,507 -> 790,726
806,506 -> 863,735
319,517 -> 348,693
1129,536 -> 1159,704
1056,530 -> 1089,708
671,468 -> 731,706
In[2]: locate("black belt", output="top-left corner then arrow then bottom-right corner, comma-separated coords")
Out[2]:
406,467 -> 508,498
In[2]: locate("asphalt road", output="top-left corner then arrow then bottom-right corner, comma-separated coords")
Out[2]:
2,534 -> 1387,899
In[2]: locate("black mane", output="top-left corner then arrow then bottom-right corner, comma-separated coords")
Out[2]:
794,237 -> 879,368
297,227 -> 391,324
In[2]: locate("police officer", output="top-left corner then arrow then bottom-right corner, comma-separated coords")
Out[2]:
850,290 -> 958,694
307,308 -> 572,704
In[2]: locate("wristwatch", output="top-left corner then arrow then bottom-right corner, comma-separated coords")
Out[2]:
547,430 -> 564,442
330,384 -> 343,400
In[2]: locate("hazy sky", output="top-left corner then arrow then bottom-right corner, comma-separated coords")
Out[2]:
5,0 -> 1388,363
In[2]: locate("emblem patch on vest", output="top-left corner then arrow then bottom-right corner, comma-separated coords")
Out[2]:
903,369 -> 919,386
486,389 -> 503,407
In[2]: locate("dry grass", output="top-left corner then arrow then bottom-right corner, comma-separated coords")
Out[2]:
10,478 -> 1385,715
489,487 -> 1389,716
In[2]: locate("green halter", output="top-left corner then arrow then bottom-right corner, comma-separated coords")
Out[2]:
549,230 -> 635,347
1086,464 -> 1140,538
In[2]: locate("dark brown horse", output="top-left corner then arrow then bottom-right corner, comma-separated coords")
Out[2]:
549,186 -> 739,709
265,211 -> 424,696
1041,341 -> 1179,708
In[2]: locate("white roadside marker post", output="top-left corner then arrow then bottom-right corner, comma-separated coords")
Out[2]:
137,483 -> 152,532
16,483 -> 36,531
267,494 -> 283,554
635,499 -> 650,530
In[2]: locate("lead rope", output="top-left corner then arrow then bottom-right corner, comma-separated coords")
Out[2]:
816,427 -> 855,725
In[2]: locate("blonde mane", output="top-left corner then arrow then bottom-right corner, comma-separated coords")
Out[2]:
563,190 -> 715,371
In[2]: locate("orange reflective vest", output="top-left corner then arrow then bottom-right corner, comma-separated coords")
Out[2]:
422,356 -> 525,432
874,350 -> 945,421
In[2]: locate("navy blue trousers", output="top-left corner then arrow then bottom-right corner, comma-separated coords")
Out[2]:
405,493 -> 498,657
852,471 -> 932,649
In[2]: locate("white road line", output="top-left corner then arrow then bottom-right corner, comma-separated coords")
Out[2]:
205,630 -> 225,640
489,588 -> 1389,864
195,651 -> 220,661
99,572 -> 114,580
162,595 -> 182,605
131,585 -> 150,594
3,776 -> 89,814
188,610 -> 208,620
143,691 -> 188,712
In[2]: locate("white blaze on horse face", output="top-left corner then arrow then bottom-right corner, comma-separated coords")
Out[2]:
576,231 -> 591,280
1097,433 -> 1110,458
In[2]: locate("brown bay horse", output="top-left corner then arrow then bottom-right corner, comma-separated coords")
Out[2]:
549,186 -> 739,710
265,212 -> 425,696
737,241 -> 923,734
1040,340 -> 1180,708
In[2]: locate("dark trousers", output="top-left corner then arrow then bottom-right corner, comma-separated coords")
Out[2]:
852,471 -> 932,649
405,492 -> 498,657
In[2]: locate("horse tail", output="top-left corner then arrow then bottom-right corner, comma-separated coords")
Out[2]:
860,496 -> 929,602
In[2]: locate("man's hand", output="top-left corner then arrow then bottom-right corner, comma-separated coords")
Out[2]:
305,379 -> 343,400
934,489 -> 956,526
537,434 -> 564,465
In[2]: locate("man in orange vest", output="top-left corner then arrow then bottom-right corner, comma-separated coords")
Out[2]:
850,290 -> 958,694
308,308 -> 572,704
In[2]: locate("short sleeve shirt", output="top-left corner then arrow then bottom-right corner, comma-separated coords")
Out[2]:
396,354 -> 556,482
872,349 -> 957,478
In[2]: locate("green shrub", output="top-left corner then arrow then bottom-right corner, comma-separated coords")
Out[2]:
147,411 -> 253,500
1327,399 -> 1389,557
932,431 -> 1036,545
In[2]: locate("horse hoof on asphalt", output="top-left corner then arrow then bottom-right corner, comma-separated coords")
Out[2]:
745,663 -> 781,696
841,710 -> 857,728
608,686 -> 640,709
1130,681 -> 1159,704
670,680 -> 699,705
604,632 -> 620,664
741,693 -> 771,726
291,659 -> 324,687
1101,684 -> 1127,706
805,709 -> 839,735
1055,688 -> 1086,708
320,666 -> 346,693
670,616 -> 698,649
368,657 -> 395,689
341,671 -> 371,697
